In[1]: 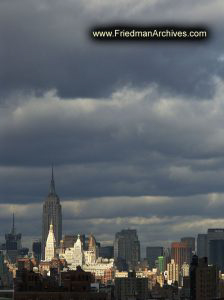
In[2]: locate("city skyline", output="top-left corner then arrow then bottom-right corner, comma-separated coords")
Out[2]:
1,0 -> 224,252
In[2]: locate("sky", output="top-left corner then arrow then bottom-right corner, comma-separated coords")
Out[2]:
1,0 -> 224,256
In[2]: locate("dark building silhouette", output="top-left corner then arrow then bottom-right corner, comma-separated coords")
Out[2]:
114,229 -> 140,269
42,167 -> 62,259
5,213 -> 22,263
146,246 -> 164,270
197,233 -> 207,258
190,255 -> 219,300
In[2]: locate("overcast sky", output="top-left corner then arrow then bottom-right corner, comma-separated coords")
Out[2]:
1,0 -> 224,255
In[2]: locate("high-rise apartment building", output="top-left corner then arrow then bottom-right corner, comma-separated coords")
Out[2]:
114,229 -> 140,269
146,246 -> 163,270
42,167 -> 62,259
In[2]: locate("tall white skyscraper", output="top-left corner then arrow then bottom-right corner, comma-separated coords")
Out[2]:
42,167 -> 62,259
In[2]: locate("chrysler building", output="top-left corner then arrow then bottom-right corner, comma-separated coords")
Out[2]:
42,167 -> 62,259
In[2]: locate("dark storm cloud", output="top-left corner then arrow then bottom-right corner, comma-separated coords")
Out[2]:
1,81 -> 224,204
0,0 -> 223,99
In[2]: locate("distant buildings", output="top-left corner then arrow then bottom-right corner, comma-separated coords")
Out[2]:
146,246 -> 163,270
42,167 -> 62,259
5,213 -> 22,263
60,233 -> 114,283
14,266 -> 107,300
114,229 -> 140,270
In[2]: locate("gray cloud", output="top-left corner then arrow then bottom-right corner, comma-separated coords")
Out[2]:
0,0 -> 223,100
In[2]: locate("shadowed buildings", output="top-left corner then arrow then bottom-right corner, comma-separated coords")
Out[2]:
146,247 -> 164,270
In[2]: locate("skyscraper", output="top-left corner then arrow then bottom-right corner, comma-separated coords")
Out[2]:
207,228 -> 224,264
42,167 -> 62,259
171,242 -> 192,268
114,229 -> 140,269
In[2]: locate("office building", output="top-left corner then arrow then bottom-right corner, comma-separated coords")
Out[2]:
146,246 -> 163,270
114,229 -> 140,269
171,242 -> 192,267
42,167 -> 62,259
207,228 -> 224,264
209,239 -> 224,272
197,234 -> 207,258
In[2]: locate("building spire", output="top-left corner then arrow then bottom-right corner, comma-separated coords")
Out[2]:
49,165 -> 56,195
